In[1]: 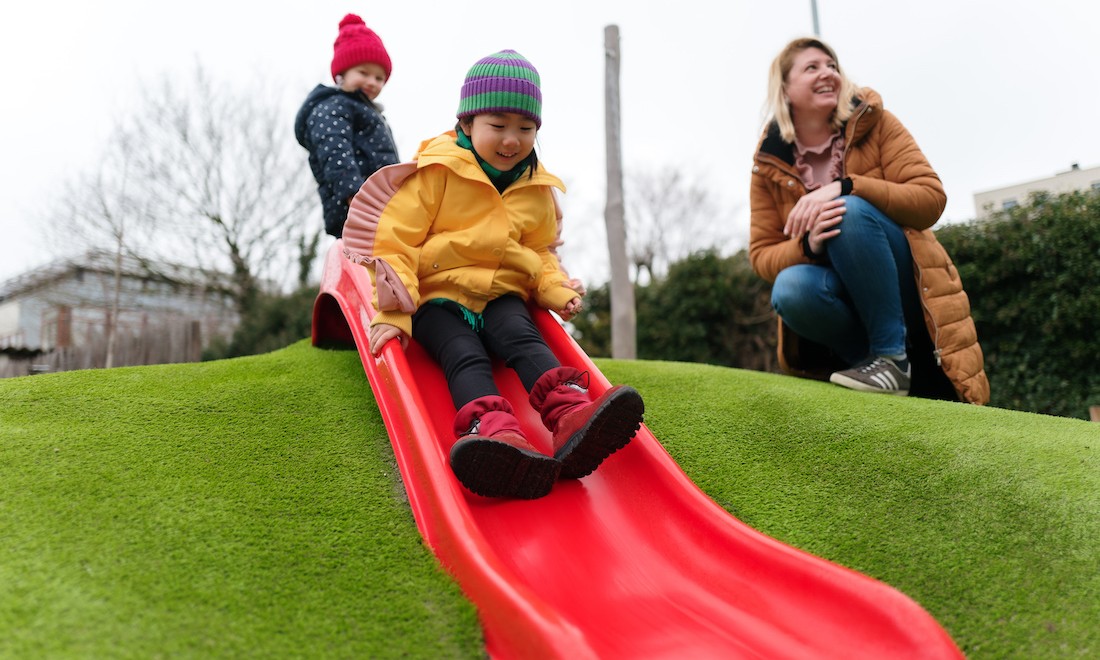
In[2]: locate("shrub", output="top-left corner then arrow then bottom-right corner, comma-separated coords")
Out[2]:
204,286 -> 316,360
936,190 -> 1100,419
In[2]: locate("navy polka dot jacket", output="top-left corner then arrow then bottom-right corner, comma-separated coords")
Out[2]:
295,84 -> 400,237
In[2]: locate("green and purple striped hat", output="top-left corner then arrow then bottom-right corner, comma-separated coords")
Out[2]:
457,49 -> 543,128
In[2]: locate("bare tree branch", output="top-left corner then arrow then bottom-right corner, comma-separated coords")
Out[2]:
49,64 -> 321,317
625,167 -> 742,283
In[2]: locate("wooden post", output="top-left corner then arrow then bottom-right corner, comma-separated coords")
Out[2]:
188,321 -> 203,363
1090,406 -> 1100,423
604,24 -> 636,359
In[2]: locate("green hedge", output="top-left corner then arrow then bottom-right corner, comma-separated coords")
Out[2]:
936,190 -> 1100,419
570,250 -> 776,372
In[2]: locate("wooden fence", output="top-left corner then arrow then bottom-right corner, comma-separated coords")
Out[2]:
0,320 -> 203,378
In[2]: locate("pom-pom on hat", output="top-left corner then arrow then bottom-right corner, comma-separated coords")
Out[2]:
457,50 -> 542,128
330,14 -> 392,81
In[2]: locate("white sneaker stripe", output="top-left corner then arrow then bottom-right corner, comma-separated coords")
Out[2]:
831,358 -> 909,394
871,372 -> 898,390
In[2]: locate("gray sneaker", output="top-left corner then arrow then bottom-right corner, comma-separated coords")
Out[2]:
829,357 -> 911,395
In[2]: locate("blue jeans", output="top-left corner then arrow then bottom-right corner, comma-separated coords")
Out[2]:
771,196 -> 922,365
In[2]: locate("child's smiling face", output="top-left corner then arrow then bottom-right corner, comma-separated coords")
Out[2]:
464,113 -> 537,172
339,62 -> 387,100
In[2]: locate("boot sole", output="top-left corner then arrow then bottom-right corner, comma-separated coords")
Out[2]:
555,386 -> 644,480
450,438 -> 561,499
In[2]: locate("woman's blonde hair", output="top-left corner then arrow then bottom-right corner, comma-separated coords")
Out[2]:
765,37 -> 858,143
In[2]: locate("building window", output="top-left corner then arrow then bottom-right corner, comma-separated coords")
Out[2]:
1002,198 -> 1018,210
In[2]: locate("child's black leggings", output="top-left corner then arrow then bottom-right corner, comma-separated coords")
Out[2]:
412,295 -> 561,409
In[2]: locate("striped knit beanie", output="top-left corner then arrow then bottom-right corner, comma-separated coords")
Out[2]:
330,14 -> 392,80
457,50 -> 542,128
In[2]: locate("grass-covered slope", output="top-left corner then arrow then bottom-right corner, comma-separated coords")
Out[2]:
0,342 -> 480,658
602,360 -> 1099,659
2,341 -> 1097,657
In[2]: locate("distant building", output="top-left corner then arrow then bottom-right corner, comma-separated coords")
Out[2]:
0,250 -> 239,376
974,162 -> 1100,219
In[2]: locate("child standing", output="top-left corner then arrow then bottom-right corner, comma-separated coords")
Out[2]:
295,13 -> 400,238
343,50 -> 645,500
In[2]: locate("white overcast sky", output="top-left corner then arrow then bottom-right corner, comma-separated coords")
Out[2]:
2,0 -> 1098,288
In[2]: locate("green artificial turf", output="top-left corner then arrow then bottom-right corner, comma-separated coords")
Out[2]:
0,343 -> 480,658
602,360 -> 1100,659
2,341 -> 1097,658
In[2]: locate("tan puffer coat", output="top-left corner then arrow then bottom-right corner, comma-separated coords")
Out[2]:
749,88 -> 989,405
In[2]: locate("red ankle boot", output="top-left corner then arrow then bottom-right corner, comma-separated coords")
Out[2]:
449,395 -> 560,499
529,367 -> 644,479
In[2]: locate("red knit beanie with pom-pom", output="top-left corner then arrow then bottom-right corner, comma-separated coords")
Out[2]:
330,14 -> 392,81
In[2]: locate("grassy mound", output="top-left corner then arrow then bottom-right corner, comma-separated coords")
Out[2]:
2,341 -> 1096,657
0,342 -> 480,658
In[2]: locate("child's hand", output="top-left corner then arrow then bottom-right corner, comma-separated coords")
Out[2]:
564,277 -> 586,297
369,323 -> 408,356
557,297 -> 584,321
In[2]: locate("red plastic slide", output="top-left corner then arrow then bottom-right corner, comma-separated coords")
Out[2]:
313,241 -> 963,658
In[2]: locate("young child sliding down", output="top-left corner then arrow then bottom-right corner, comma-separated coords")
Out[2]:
343,49 -> 644,499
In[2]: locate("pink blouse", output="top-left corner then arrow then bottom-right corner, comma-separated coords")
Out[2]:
793,132 -> 846,191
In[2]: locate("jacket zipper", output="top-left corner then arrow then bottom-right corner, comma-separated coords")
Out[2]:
841,102 -> 871,166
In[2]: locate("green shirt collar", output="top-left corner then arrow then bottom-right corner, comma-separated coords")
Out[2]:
455,129 -> 533,193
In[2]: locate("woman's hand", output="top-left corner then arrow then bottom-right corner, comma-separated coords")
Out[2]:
806,212 -> 843,255
784,180 -> 844,238
369,323 -> 408,356
557,297 -> 583,322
